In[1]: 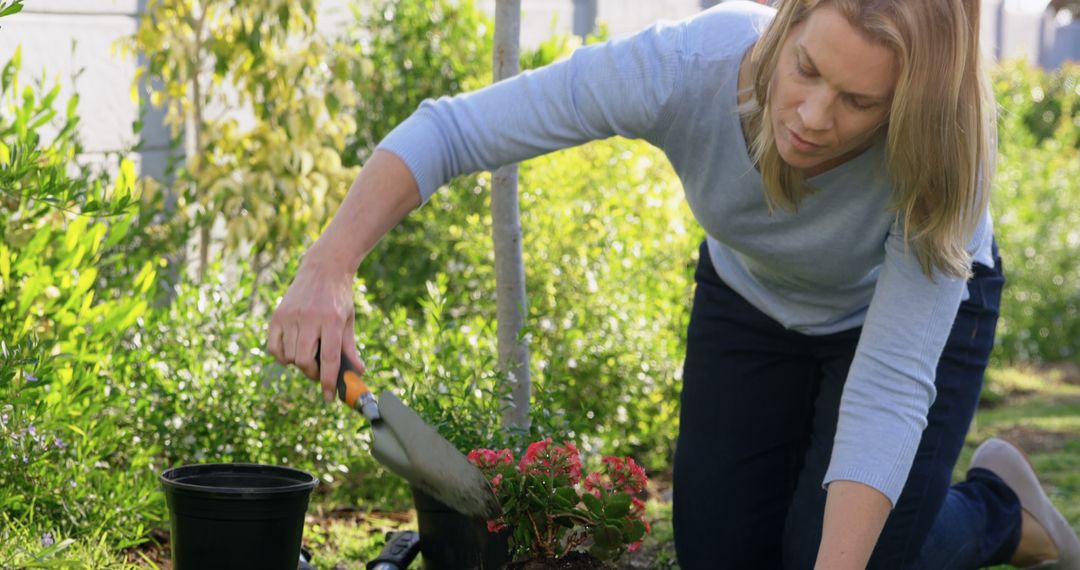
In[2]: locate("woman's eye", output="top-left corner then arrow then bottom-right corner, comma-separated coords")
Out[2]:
847,96 -> 875,111
796,63 -> 816,78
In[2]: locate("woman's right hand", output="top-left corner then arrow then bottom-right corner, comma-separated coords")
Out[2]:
267,253 -> 365,403
266,149 -> 421,402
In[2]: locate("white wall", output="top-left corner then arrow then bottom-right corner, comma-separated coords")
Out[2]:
0,0 -> 171,177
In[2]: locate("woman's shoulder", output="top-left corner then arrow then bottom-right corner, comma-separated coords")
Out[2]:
675,1 -> 776,61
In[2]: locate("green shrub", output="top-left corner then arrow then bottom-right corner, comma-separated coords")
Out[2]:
342,0 -> 494,166
992,61 -> 1080,364
0,48 -> 161,548
125,263 -> 403,503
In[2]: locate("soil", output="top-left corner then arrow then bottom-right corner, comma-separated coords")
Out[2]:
995,425 -> 1075,454
1043,361 -> 1080,385
122,528 -> 171,568
507,551 -> 611,569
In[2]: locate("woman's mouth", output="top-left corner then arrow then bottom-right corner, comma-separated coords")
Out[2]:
788,128 -> 822,152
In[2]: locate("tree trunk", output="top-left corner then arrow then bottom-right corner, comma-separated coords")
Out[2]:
491,0 -> 530,431
188,5 -> 208,282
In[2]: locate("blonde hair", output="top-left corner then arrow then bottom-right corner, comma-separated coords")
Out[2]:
742,0 -> 996,279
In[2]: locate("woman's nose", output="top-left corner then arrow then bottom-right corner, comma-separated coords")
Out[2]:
798,88 -> 835,132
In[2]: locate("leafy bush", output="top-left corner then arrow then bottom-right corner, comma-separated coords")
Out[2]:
0,48 -> 161,548
342,0 -> 494,166
124,264 -> 391,500
991,61 -> 1080,364
121,260 -> 516,511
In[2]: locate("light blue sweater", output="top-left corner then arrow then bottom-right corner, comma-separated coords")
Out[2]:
378,1 -> 995,506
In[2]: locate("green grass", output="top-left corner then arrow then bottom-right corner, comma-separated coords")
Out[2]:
0,516 -> 150,569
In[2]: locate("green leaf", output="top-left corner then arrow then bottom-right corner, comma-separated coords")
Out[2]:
2,57 -> 15,95
74,267 -> 97,297
622,518 -> 646,543
581,492 -> 603,517
113,157 -> 136,201
604,492 -> 632,519
593,523 -> 621,549
553,486 -> 578,509
0,244 -> 9,283
102,218 -> 131,250
63,216 -> 88,252
0,1 -> 24,18
134,261 -> 155,295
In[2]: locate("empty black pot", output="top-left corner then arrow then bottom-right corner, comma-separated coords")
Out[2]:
160,463 -> 317,570
412,486 -> 510,570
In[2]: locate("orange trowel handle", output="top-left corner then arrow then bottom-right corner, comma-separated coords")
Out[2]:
335,355 -> 371,409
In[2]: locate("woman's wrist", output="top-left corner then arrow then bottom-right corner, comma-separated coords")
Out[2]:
815,480 -> 891,569
301,236 -> 363,278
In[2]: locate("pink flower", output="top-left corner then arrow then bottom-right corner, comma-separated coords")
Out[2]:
496,449 -> 513,465
469,448 -> 515,471
598,455 -> 648,494
583,471 -> 607,497
518,438 -> 552,472
518,439 -> 582,484
555,441 -> 582,485
624,457 -> 647,494
486,519 -> 507,533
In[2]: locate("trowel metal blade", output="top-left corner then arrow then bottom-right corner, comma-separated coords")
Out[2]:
370,391 -> 501,520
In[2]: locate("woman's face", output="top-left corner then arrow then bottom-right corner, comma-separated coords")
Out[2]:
770,4 -> 898,176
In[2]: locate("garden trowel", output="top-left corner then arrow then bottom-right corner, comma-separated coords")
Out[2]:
332,353 -> 501,520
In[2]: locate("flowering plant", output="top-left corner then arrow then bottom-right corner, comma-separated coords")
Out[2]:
467,438 -> 650,562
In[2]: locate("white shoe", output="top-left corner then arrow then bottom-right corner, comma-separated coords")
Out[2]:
970,438 -> 1080,570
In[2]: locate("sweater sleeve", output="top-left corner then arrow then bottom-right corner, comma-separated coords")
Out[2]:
821,207 -> 993,506
375,22 -> 687,204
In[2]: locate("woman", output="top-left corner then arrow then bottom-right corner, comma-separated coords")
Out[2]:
267,0 -> 1079,567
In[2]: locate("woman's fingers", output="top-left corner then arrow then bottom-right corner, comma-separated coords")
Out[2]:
342,320 -> 366,376
267,317 -> 286,364
283,322 -> 299,364
295,326 -> 321,381
319,324 -> 344,402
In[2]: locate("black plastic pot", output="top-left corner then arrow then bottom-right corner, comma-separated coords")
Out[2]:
412,486 -> 510,570
160,463 -> 318,570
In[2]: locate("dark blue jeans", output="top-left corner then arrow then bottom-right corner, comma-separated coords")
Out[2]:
673,240 -> 1020,569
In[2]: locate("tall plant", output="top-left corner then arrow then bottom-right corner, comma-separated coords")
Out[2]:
123,0 -> 359,284
0,45 -> 161,547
